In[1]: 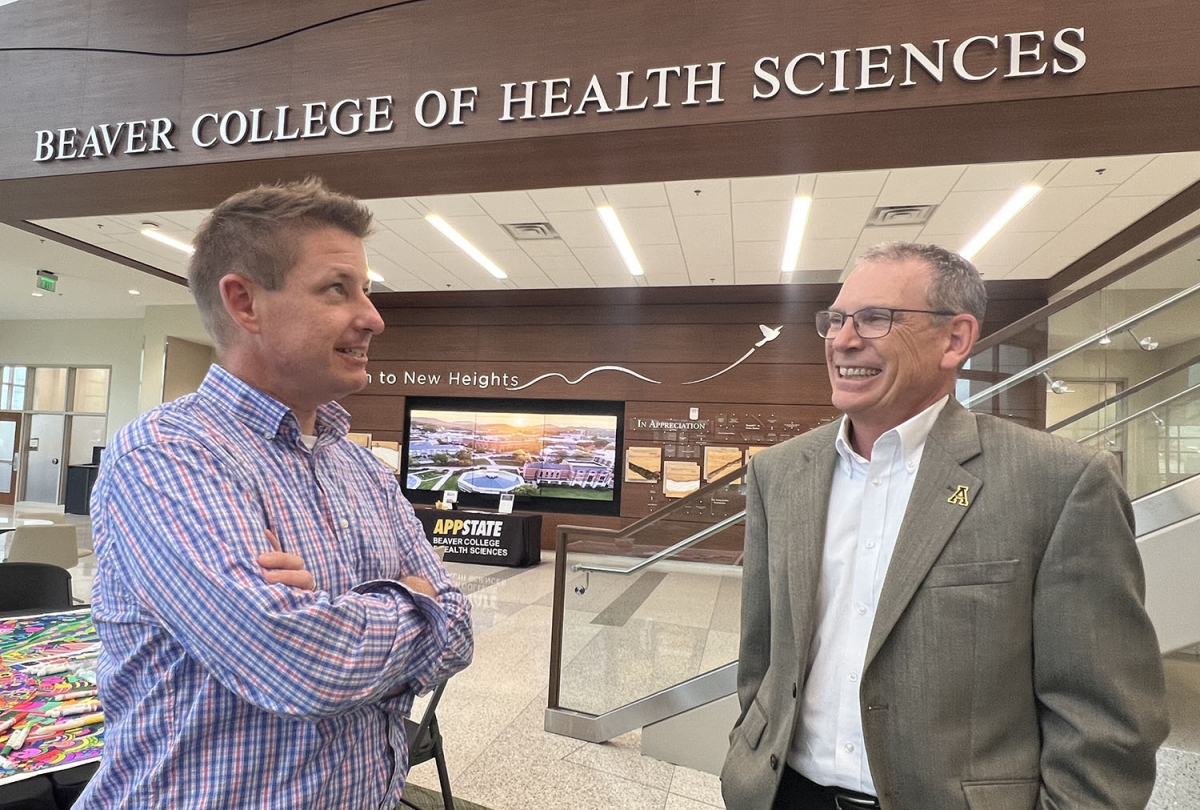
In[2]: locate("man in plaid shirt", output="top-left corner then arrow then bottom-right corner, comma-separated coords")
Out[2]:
79,178 -> 473,809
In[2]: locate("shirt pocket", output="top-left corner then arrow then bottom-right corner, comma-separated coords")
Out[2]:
924,559 -> 1020,588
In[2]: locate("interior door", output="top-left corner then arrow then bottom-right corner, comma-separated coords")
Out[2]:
25,414 -> 65,505
0,412 -> 19,506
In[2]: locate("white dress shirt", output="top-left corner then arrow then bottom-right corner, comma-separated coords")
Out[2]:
788,396 -> 949,793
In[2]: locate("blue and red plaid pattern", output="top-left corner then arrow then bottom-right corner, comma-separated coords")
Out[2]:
78,364 -> 472,809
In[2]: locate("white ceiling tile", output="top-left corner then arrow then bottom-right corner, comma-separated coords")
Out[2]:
427,251 -> 490,280
808,197 -> 877,239
814,170 -> 889,199
446,215 -> 519,251
952,161 -> 1047,192
572,245 -> 627,276
731,175 -> 799,202
584,273 -> 639,287
1110,153 -> 1200,197
639,243 -> 687,275
688,266 -> 736,285
602,182 -> 668,208
737,271 -> 783,286
518,238 -> 573,258
546,210 -> 610,248
675,214 -> 733,266
971,230 -> 1058,269
546,272 -> 597,288
733,200 -> 791,242
486,250 -> 543,276
735,241 -> 782,275
384,218 -> 456,253
532,254 -> 584,273
470,191 -> 546,224
365,198 -> 422,221
152,210 -> 208,231
620,206 -> 680,246
1047,155 -> 1154,187
644,274 -> 694,286
920,189 -> 1016,235
665,179 -> 730,216
527,186 -> 595,212
416,193 -> 485,216
798,237 -> 857,272
876,165 -> 966,206
1006,185 -> 1114,232
35,220 -> 119,245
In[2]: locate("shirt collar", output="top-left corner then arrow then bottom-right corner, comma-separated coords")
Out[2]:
198,364 -> 351,442
834,395 -> 950,471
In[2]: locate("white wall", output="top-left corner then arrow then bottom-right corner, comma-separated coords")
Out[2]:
0,318 -> 143,442
139,305 -> 212,415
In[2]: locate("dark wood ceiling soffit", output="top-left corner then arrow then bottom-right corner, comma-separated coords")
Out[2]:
972,177 -> 1200,355
6,219 -> 189,287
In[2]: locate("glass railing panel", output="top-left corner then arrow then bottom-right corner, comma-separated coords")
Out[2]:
1062,379 -> 1200,500
555,528 -> 742,717
964,231 -> 1200,426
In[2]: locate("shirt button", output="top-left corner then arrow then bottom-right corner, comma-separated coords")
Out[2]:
263,431 -> 273,440
865,541 -> 876,549
849,673 -> 858,682
844,743 -> 855,753
906,461 -> 915,471
339,518 -> 349,529
872,478 -> 881,487
856,604 -> 868,615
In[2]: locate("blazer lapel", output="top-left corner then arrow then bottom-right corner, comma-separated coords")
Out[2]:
864,402 -> 983,669
787,427 -> 840,657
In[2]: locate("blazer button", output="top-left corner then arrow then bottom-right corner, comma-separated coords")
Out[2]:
792,683 -> 798,698
770,754 -> 778,771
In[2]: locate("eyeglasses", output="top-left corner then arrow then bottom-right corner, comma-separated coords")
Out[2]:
815,307 -> 958,339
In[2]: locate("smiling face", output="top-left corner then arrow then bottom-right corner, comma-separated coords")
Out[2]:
221,227 -> 384,432
825,257 -> 975,455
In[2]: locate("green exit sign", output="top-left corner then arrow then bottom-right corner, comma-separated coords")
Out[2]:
36,271 -> 57,292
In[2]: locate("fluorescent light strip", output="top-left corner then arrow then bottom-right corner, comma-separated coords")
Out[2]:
780,196 -> 813,274
367,269 -> 385,283
960,184 -> 1041,260
424,214 -> 507,279
597,206 -> 644,276
141,227 -> 195,255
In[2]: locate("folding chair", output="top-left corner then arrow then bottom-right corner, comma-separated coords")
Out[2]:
398,681 -> 455,810
0,562 -> 72,612
6,525 -> 80,570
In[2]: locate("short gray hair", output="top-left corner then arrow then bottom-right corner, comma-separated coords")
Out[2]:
858,242 -> 987,325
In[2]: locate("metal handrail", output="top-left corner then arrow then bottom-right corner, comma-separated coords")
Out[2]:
572,511 -> 747,576
963,279 -> 1200,410
1075,381 -> 1200,444
1046,352 -> 1200,433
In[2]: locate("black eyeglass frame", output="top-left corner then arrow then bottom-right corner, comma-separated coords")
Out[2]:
815,306 -> 959,339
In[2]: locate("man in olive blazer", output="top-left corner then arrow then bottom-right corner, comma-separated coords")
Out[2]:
721,243 -> 1168,810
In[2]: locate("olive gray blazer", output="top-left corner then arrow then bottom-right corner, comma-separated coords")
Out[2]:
721,400 -> 1168,810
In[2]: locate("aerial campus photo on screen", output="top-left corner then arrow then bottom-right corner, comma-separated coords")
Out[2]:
406,409 -> 618,501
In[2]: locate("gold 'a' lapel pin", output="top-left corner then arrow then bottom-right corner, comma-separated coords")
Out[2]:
947,485 -> 971,507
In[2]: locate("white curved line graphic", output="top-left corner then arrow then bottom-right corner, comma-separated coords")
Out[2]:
506,365 -> 662,391
680,348 -> 757,386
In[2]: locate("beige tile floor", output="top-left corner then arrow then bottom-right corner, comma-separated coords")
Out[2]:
5,502 -> 1199,809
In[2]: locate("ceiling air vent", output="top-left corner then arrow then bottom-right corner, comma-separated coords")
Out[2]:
501,222 -> 561,240
867,204 -> 938,227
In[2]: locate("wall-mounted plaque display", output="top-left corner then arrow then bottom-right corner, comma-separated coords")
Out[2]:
703,446 -> 743,482
346,432 -> 372,447
625,446 -> 663,483
663,460 -> 701,499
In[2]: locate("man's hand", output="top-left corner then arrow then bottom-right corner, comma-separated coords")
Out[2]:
400,575 -> 436,599
258,528 -> 315,591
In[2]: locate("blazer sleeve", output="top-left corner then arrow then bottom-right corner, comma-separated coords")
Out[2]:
734,455 -> 772,732
1033,451 -> 1169,809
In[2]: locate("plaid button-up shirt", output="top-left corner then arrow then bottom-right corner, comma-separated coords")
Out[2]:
79,365 -> 472,809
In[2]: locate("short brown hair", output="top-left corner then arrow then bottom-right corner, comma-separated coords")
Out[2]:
188,177 -> 374,348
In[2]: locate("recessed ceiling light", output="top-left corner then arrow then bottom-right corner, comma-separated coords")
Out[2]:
31,291 -> 43,297
128,289 -> 141,295
425,214 -> 507,279
140,222 -> 195,255
781,196 -> 813,274
960,185 -> 1041,260
596,206 -> 644,276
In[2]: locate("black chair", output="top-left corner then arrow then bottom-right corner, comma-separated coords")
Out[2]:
0,563 -> 72,613
398,681 -> 454,810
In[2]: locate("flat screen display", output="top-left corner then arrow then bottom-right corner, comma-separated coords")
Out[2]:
401,396 -> 623,516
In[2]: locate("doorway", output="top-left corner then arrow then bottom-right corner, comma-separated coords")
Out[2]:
0,412 -> 20,506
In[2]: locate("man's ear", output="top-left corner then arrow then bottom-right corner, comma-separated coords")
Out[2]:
218,273 -> 262,336
940,313 -> 980,371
